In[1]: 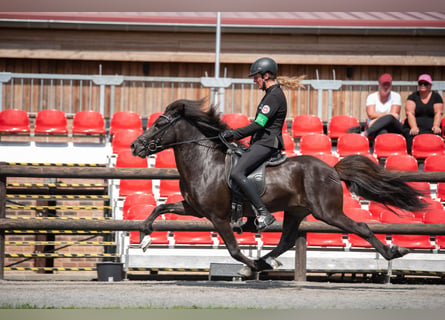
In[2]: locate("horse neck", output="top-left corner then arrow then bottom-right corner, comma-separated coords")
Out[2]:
173,122 -> 225,175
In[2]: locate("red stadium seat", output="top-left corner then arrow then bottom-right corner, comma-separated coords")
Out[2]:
380,211 -> 435,249
221,113 -> 251,129
343,195 -> 361,209
282,132 -> 296,155
423,210 -> 445,249
146,112 -> 163,128
34,109 -> 68,134
336,133 -> 372,157
115,149 -> 148,168
0,109 -> 30,133
125,204 -> 169,244
122,192 -> 157,218
312,153 -> 339,166
412,134 -> 445,160
328,115 -> 359,140
306,215 -> 346,247
154,149 -> 176,168
115,150 -> 151,196
299,133 -> 332,155
441,117 -> 445,139
72,110 -> 106,135
110,111 -> 143,136
385,154 -> 418,171
291,114 -> 324,139
111,129 -> 142,154
373,133 -> 408,159
411,197 -> 443,221
424,155 -> 445,201
159,180 -> 181,198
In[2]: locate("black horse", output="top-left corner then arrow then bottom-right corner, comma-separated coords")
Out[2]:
131,99 -> 426,277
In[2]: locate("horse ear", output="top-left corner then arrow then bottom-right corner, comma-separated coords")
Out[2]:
199,98 -> 211,113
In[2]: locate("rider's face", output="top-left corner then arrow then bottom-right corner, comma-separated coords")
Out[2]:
252,73 -> 263,88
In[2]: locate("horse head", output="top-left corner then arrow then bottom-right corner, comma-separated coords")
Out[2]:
131,111 -> 181,158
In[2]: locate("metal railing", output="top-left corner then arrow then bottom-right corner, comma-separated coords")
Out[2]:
1,72 -> 444,122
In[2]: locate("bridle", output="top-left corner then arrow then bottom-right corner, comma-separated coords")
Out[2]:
141,113 -> 225,153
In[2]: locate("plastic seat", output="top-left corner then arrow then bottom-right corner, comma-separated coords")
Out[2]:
328,115 -> 360,140
125,204 -> 169,244
72,110 -> 106,135
412,134 -> 445,159
411,197 -> 443,221
423,210 -> 445,249
373,133 -> 408,159
306,215 -> 346,247
0,109 -> 30,133
115,149 -> 148,168
122,192 -> 157,218
299,133 -> 332,155
384,154 -> 418,171
115,150 -> 152,196
34,109 -> 68,134
221,113 -> 251,129
343,195 -> 361,209
291,114 -> 324,139
336,133 -> 372,157
424,155 -> 445,201
312,153 -> 339,166
146,112 -> 163,128
112,129 -> 142,154
282,132 -> 296,155
110,111 -> 143,136
154,149 -> 176,168
441,117 -> 445,139
344,207 -> 386,247
380,211 -> 435,249
424,154 -> 445,171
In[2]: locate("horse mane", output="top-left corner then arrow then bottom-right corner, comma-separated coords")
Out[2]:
165,98 -> 230,137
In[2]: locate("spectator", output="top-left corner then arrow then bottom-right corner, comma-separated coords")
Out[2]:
403,74 -> 444,153
362,73 -> 404,141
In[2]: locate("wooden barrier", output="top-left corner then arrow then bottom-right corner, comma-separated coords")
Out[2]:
1,163 -> 445,281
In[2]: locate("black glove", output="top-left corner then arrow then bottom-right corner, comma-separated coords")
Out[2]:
221,129 -> 235,141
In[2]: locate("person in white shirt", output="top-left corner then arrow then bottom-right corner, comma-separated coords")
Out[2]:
364,73 -> 404,140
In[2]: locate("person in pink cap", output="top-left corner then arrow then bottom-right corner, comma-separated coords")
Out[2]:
403,73 -> 444,153
361,73 -> 405,141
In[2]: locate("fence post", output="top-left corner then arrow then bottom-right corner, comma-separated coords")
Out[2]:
294,232 -> 307,281
0,175 -> 6,280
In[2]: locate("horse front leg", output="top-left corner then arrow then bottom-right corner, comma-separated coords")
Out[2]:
211,217 -> 258,278
255,208 -> 307,272
140,201 -> 199,251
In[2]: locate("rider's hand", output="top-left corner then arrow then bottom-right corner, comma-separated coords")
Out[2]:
221,129 -> 235,141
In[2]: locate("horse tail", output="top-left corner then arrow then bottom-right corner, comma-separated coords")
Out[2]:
334,154 -> 427,212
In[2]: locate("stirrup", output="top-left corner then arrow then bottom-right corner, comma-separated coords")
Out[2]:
254,214 -> 276,231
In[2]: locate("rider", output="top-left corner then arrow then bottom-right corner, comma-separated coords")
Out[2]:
222,57 -> 287,231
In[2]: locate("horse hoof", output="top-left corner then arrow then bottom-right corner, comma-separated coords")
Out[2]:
140,235 -> 152,252
392,245 -> 410,258
265,257 -> 283,269
238,266 -> 252,278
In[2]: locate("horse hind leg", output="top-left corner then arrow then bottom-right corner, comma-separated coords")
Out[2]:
317,211 -> 408,260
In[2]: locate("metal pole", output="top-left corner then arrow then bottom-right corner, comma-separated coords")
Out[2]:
214,12 -> 224,113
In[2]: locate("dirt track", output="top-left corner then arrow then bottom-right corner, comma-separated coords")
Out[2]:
1,279 -> 445,309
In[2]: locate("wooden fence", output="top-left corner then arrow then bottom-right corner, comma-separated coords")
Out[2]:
1,164 -> 445,281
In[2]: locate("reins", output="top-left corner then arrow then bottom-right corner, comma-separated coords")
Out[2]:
142,114 -> 226,152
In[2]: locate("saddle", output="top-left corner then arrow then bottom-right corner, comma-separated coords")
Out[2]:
225,143 -> 287,223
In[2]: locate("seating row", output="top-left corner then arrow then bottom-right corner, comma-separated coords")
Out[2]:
291,114 -> 445,141
0,108 -> 153,136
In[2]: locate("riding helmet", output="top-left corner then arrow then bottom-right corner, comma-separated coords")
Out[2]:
248,57 -> 278,77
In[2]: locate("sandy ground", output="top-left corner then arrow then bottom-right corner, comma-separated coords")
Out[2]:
1,279 -> 445,310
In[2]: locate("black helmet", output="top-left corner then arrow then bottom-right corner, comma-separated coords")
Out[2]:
249,57 -> 278,77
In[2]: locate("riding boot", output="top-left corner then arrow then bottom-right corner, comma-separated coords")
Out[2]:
233,176 -> 275,231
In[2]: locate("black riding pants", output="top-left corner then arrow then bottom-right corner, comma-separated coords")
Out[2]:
365,114 -> 405,139
230,143 -> 275,209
